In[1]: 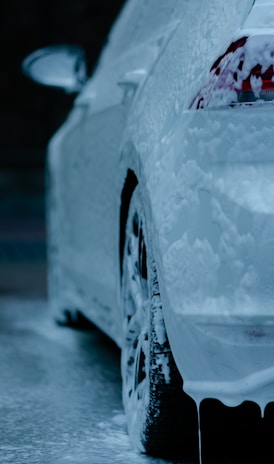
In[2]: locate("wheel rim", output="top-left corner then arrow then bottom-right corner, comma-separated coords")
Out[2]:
122,210 -> 149,406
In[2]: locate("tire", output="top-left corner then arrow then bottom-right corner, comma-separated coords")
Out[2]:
121,186 -> 199,459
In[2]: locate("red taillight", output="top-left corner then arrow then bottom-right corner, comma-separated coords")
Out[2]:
191,35 -> 274,109
238,64 -> 274,103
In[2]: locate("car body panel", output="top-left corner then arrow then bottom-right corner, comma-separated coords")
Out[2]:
48,0 -> 274,408
144,105 -> 274,408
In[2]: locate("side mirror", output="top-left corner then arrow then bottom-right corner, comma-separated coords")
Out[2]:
22,45 -> 87,94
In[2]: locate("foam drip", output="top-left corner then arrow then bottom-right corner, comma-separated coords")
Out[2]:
197,400 -> 202,464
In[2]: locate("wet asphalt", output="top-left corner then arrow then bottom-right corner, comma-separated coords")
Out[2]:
0,295 -> 185,464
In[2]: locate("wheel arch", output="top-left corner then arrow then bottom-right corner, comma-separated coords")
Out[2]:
119,168 -> 138,275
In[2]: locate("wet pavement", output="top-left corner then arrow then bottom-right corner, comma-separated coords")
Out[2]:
0,298 -> 183,464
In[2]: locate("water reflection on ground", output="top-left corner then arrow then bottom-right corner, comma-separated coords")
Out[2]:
0,299 -> 181,464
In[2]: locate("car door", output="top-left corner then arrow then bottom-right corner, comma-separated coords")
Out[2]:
57,22 -> 180,342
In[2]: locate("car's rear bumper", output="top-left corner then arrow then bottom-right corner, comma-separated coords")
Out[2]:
169,311 -> 274,410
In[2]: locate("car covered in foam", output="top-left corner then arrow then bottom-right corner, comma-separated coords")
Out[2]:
24,0 -> 274,458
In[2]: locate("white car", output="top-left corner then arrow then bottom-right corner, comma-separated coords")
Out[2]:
24,0 -> 274,458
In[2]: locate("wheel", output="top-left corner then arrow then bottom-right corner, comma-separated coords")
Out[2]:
121,186 -> 199,459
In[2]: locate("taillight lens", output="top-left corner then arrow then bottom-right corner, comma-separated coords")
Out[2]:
190,35 -> 274,109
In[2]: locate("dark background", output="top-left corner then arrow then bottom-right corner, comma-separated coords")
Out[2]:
1,0 -> 125,167
0,0 -> 125,295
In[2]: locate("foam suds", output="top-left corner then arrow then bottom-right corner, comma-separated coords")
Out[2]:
197,401 -> 202,464
257,399 -> 269,419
